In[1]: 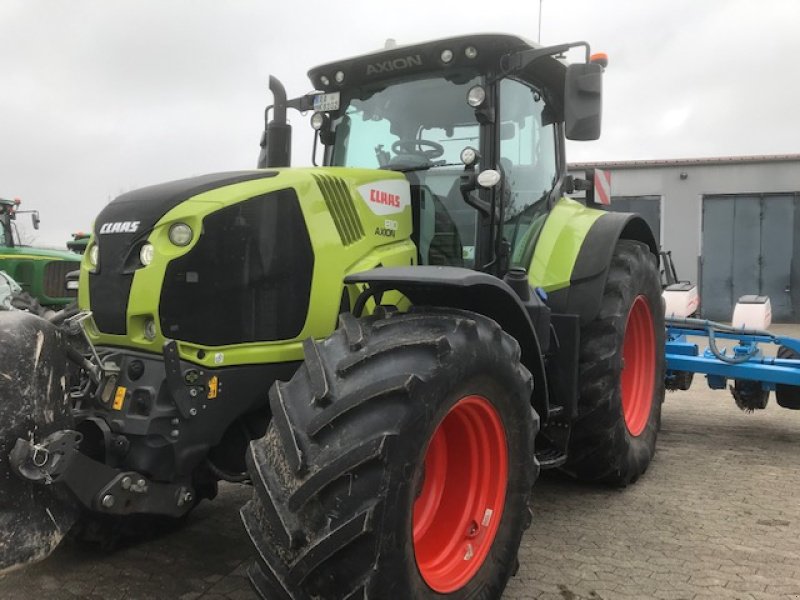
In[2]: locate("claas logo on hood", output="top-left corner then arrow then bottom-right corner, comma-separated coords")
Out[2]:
99,221 -> 140,234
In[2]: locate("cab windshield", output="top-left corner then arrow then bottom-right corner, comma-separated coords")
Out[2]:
328,76 -> 482,268
329,75 -> 481,170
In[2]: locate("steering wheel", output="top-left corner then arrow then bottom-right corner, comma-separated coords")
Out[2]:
392,139 -> 445,159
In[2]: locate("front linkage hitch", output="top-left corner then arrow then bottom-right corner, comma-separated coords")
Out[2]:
10,429 -> 195,518
7,310 -> 197,520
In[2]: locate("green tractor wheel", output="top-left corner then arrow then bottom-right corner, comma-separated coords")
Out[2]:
241,308 -> 537,599
563,240 -> 665,485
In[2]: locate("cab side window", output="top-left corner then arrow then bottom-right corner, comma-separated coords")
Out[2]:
499,79 -> 557,264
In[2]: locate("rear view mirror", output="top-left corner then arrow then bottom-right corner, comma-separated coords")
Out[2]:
564,62 -> 603,141
31,211 -> 40,230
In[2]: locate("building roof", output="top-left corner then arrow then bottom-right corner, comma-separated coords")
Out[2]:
568,154 -> 800,171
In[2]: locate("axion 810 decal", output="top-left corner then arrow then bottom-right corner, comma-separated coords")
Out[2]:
356,179 -> 410,216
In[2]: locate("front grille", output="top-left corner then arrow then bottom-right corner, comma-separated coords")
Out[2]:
313,175 -> 365,246
44,260 -> 81,298
159,189 -> 314,346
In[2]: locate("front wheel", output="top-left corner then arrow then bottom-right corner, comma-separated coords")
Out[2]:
241,308 -> 538,599
563,240 -> 665,485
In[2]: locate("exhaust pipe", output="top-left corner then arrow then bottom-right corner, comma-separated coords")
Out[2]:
257,76 -> 292,168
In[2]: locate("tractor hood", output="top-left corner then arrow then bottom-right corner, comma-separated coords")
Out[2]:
93,171 -> 279,243
89,171 -> 280,335
81,167 -> 417,367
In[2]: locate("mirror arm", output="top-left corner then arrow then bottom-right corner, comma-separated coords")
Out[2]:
501,41 -> 591,77
459,172 -> 492,217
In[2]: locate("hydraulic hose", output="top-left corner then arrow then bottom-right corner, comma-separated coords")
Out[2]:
666,316 -> 769,365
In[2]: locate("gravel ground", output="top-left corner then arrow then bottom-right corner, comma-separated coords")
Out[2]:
2,325 -> 799,599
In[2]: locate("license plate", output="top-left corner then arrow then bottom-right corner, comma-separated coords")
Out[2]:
313,92 -> 340,112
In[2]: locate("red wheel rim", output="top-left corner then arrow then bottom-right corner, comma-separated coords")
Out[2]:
413,395 -> 508,593
621,295 -> 656,436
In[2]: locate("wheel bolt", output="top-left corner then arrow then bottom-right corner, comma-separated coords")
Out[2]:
466,520 -> 479,538
101,494 -> 115,508
121,476 -> 132,490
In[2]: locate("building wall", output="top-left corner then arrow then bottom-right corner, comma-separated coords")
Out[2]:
569,159 -> 800,287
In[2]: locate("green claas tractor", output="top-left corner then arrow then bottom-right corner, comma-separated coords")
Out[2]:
0,196 -> 81,307
0,34 -> 664,598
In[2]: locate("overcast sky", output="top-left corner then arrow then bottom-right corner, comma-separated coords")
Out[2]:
2,0 -> 798,246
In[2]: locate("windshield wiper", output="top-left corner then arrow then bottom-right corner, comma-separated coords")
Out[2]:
393,162 -> 464,173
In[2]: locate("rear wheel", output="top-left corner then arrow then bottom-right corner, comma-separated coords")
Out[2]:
563,240 -> 665,485
241,308 -> 538,599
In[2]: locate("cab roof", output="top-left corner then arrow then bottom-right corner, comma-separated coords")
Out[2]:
308,33 -> 567,96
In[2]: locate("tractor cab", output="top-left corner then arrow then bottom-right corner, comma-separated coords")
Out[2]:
0,197 -> 20,247
260,34 -> 604,275
0,197 -> 41,248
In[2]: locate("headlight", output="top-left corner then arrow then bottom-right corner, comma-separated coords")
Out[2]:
88,244 -> 99,267
467,85 -> 487,108
460,146 -> 479,166
310,112 -> 326,131
168,223 -> 193,246
139,243 -> 155,266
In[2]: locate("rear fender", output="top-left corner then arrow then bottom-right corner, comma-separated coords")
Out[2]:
540,208 -> 658,324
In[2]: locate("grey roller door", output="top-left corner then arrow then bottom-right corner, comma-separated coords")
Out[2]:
609,195 -> 661,246
701,193 -> 799,322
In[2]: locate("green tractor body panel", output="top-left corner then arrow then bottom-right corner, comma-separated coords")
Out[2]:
0,198 -> 81,307
79,167 -> 415,367
528,197 -> 605,292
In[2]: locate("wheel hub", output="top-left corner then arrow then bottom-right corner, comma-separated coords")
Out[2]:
621,295 -> 656,436
412,395 -> 508,593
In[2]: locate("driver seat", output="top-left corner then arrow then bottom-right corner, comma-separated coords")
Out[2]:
411,186 -> 463,267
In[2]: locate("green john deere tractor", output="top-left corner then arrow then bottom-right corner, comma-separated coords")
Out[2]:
0,197 -> 81,308
0,34 -> 664,599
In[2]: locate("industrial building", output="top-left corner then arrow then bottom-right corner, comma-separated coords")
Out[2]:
568,155 -> 800,322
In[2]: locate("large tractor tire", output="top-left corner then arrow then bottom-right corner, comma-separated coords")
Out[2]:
776,346 -> 800,409
0,311 -> 78,573
241,308 -> 538,599
563,240 -> 665,485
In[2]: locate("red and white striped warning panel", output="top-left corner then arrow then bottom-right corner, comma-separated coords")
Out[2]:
593,169 -> 612,205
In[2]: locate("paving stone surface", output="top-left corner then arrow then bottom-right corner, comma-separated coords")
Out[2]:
2,325 -> 800,599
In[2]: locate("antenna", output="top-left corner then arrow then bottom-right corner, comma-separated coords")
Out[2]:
538,0 -> 543,43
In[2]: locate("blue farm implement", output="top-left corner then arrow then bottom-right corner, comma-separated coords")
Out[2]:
665,316 -> 800,411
